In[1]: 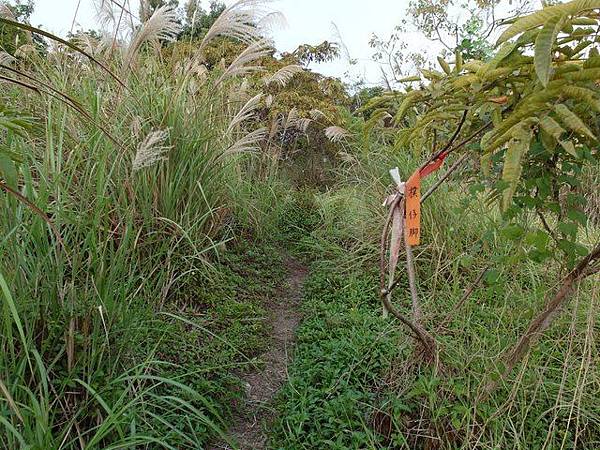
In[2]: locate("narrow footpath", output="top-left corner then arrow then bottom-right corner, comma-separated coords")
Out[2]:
219,257 -> 308,450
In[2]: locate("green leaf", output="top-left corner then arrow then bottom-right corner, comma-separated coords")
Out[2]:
558,221 -> 578,236
559,139 -> 578,157
498,0 -> 600,44
567,209 -> 588,226
485,269 -> 501,284
501,224 -> 526,240
501,131 -> 530,211
394,91 -> 424,124
534,14 -> 566,86
437,56 -> 452,75
526,231 -> 550,251
554,103 -> 596,140
477,42 -> 518,77
539,115 -> 565,140
0,153 -> 18,188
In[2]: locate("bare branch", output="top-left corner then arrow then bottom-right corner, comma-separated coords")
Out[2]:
481,242 -> 600,397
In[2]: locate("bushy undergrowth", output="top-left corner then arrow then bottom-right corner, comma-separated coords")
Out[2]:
271,265 -> 407,449
269,145 -> 599,449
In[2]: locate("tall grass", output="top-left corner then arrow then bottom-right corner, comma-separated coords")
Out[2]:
0,2 -> 277,447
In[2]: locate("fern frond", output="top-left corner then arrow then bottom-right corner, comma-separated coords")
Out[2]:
534,13 -> 566,86
452,73 -> 480,88
364,109 -> 392,139
420,69 -> 445,81
477,41 -> 518,78
561,86 -> 600,112
483,113 -> 541,154
463,60 -> 484,72
539,115 -> 566,140
394,90 -> 424,124
564,67 -> 600,81
437,56 -> 452,75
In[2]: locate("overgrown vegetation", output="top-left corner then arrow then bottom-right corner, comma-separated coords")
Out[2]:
1,0 -> 598,449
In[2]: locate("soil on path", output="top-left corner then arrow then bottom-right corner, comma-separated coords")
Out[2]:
216,256 -> 308,450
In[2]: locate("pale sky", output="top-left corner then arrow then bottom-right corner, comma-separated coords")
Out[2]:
28,0 -> 517,85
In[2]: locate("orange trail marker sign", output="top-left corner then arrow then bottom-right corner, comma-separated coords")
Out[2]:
405,170 -> 421,246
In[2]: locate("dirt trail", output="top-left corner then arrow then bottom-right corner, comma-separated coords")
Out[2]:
216,257 -> 307,450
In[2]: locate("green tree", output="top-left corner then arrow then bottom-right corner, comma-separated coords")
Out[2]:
370,0 -> 600,393
181,0 -> 226,39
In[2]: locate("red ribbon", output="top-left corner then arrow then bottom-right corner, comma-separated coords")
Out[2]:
419,151 -> 449,179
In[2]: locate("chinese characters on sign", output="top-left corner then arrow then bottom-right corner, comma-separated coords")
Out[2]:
405,171 -> 421,246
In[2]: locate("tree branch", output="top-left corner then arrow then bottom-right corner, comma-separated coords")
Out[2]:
481,241 -> 600,398
405,235 -> 422,322
421,152 -> 470,204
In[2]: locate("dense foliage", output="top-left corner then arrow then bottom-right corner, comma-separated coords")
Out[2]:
0,0 -> 598,449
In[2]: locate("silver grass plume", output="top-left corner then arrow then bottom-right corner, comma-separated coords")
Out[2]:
295,118 -> 312,133
280,108 -> 311,134
263,64 -> 303,87
225,127 -> 267,156
123,5 -> 182,71
75,32 -> 112,58
265,94 -> 273,107
228,79 -> 251,103
216,39 -> 271,84
309,109 -> 327,121
331,22 -> 352,63
1,3 -> 32,43
228,93 -> 263,133
130,115 -> 144,138
256,10 -> 287,33
197,0 -> 275,56
14,44 -> 37,59
325,125 -> 351,143
282,107 -> 298,132
133,129 -> 172,171
94,0 -> 120,32
268,115 -> 281,140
